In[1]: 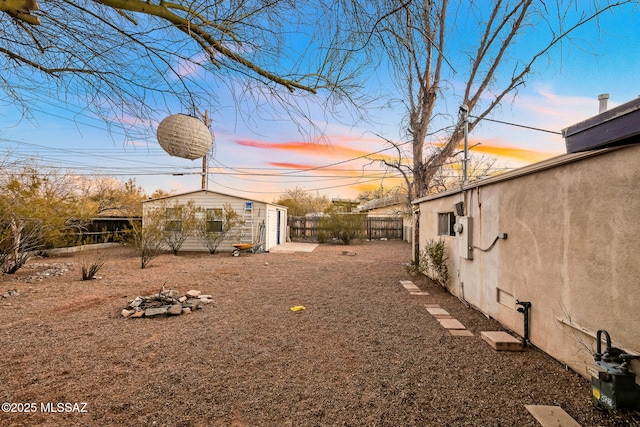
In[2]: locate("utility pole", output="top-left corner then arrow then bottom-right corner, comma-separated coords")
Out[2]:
460,104 -> 469,185
201,110 -> 210,190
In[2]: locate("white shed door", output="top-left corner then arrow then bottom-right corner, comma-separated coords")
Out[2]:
267,208 -> 278,250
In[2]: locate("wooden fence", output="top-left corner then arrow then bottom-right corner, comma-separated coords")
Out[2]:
289,216 -> 404,241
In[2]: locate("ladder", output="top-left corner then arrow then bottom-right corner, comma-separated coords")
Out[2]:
241,202 -> 254,243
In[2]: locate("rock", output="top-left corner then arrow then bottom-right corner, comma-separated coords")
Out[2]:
167,304 -> 183,315
123,288 -> 209,318
144,306 -> 168,317
183,299 -> 203,310
161,289 -> 179,298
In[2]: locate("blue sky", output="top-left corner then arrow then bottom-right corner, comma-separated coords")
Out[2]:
1,3 -> 638,202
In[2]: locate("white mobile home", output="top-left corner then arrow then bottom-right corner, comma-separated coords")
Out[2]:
143,189 -> 287,253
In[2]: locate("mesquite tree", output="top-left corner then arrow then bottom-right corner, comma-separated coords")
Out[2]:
0,162 -> 92,272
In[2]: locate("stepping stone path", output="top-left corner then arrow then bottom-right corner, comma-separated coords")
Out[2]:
401,280 -> 578,425
399,280 -> 473,336
399,280 -> 430,296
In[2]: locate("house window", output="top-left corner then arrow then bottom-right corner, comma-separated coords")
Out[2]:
206,208 -> 223,233
438,212 -> 455,237
165,208 -> 182,232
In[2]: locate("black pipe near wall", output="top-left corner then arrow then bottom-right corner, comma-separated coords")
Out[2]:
516,300 -> 531,348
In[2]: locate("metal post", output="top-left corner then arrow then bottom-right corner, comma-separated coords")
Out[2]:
516,300 -> 531,348
460,104 -> 469,185
201,110 -> 210,190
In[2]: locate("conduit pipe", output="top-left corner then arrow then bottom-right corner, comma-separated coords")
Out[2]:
516,300 -> 531,349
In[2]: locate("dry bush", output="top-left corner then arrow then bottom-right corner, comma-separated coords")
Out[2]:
81,253 -> 106,280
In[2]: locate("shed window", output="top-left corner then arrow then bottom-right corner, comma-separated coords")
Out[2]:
438,212 -> 455,237
206,208 -> 223,233
165,208 -> 182,232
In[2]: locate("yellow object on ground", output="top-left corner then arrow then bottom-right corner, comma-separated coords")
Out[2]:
290,305 -> 306,312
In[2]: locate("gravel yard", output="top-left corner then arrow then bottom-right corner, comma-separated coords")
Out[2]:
0,240 -> 638,426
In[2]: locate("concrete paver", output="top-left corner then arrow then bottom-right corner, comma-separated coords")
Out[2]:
525,405 -> 581,427
438,318 -> 466,330
426,307 -> 450,316
268,242 -> 318,253
481,331 -> 523,351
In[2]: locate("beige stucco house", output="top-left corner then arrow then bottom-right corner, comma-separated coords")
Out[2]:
143,189 -> 287,253
413,98 -> 640,385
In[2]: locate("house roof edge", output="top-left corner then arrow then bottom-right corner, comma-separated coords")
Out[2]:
412,145 -> 629,205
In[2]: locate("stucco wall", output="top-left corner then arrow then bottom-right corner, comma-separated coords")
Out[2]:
416,145 -> 640,381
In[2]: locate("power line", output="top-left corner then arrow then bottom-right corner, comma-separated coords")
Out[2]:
210,174 -> 404,195
470,115 -> 562,135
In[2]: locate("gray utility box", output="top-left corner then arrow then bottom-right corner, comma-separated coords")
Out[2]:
589,330 -> 640,410
454,217 -> 473,260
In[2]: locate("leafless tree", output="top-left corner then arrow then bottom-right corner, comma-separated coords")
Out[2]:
342,0 -> 636,256
0,218 -> 46,274
197,203 -> 244,254
1,0 -> 367,136
276,187 -> 332,217
347,0 -> 636,201
128,210 -> 165,269
429,153 -> 501,194
161,200 -> 203,255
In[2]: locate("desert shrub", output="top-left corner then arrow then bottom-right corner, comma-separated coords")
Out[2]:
317,213 -> 366,245
407,238 -> 449,287
81,253 -> 106,280
127,212 -> 166,269
197,203 -> 244,254
162,201 -> 203,255
0,218 -> 45,274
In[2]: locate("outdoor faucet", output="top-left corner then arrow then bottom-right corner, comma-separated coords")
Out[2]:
516,300 -> 531,348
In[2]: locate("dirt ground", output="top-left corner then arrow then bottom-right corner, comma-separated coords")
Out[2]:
0,240 -> 638,427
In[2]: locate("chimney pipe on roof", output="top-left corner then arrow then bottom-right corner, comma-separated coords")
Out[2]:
598,93 -> 609,114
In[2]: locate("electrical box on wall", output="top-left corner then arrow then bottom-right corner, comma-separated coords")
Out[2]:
455,216 -> 473,260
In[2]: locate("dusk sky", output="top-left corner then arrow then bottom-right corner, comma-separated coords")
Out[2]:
1,3 -> 639,202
